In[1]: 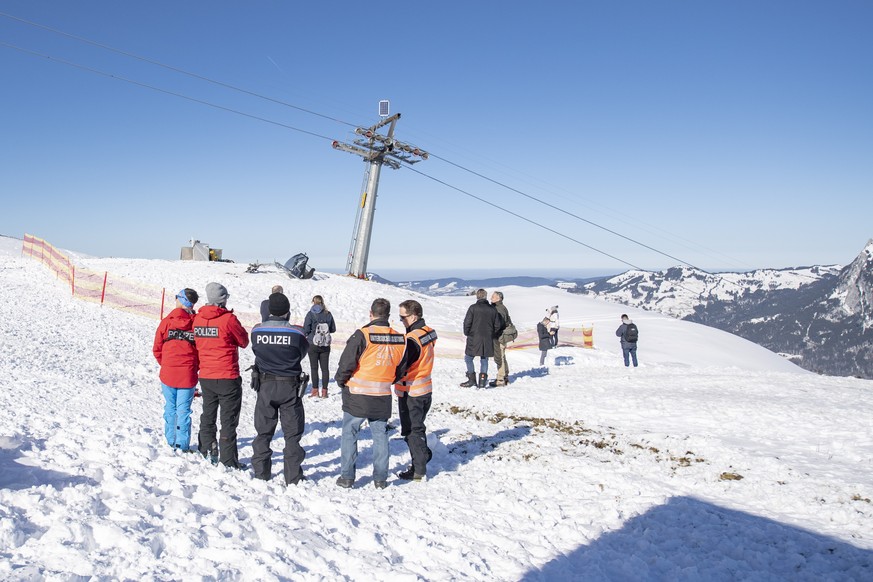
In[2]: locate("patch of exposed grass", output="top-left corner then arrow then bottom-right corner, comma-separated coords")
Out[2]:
719,472 -> 744,481
442,404 -> 707,468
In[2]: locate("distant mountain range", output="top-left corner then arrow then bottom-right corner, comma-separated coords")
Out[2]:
372,274 -> 600,296
377,241 -> 873,379
574,241 -> 873,379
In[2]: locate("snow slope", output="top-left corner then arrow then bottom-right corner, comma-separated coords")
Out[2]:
1,235 -> 871,581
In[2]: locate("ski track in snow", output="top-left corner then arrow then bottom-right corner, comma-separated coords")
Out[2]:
1,240 -> 872,581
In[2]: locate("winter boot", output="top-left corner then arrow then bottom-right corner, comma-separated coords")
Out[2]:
459,372 -> 477,387
398,466 -> 424,481
320,388 -> 327,398
205,442 -> 218,465
478,373 -> 488,388
310,386 -> 318,397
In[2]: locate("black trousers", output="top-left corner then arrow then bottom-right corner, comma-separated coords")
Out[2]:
397,392 -> 432,475
251,378 -> 306,485
198,377 -> 243,467
307,345 -> 330,390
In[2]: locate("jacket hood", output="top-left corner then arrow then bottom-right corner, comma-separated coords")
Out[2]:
197,304 -> 232,321
165,307 -> 195,328
310,304 -> 323,314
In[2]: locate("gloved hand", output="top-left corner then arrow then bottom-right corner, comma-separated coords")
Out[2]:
247,364 -> 261,392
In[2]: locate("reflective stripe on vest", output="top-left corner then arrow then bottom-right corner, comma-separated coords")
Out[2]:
347,325 -> 407,397
395,326 -> 437,397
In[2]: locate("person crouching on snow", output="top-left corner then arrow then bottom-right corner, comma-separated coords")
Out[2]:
152,288 -> 200,453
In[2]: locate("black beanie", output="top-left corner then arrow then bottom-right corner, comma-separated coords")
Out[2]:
268,292 -> 290,316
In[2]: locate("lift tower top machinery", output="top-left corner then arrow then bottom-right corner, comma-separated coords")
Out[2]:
332,101 -> 428,278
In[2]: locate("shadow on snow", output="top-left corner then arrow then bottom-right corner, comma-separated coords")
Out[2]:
520,496 -> 872,581
0,440 -> 96,491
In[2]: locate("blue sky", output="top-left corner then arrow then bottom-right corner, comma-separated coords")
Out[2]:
2,2 -> 871,279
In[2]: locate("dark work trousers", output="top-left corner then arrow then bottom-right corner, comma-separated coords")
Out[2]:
397,391 -> 433,475
198,377 -> 243,467
251,377 -> 306,485
307,345 -> 331,390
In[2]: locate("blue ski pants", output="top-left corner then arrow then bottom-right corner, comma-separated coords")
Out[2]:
162,383 -> 196,451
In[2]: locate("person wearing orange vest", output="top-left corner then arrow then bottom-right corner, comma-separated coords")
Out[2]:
394,299 -> 436,481
334,298 -> 407,490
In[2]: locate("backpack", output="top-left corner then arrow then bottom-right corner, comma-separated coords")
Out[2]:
312,322 -> 331,347
503,323 -> 518,343
625,323 -> 639,343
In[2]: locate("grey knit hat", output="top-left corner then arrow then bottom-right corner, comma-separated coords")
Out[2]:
206,282 -> 229,306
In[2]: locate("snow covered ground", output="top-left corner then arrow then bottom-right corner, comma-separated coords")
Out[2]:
1,235 -> 871,581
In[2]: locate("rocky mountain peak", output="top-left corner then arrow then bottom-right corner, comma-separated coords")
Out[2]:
836,239 -> 873,323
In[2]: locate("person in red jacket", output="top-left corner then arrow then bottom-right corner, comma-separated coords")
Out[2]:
193,282 -> 250,469
152,288 -> 200,452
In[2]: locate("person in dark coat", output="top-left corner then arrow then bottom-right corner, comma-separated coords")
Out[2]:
459,288 -> 503,388
615,313 -> 639,367
259,285 -> 284,322
334,298 -> 408,490
302,294 -> 336,398
537,317 -> 553,367
250,292 -> 309,485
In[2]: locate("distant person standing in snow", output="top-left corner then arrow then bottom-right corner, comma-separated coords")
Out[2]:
250,292 -> 309,486
490,291 -> 517,387
394,299 -> 437,481
259,284 -> 284,322
615,314 -> 639,367
537,317 -> 553,366
302,295 -> 336,398
460,289 -> 503,388
546,305 -> 560,347
194,282 -> 250,469
152,288 -> 200,453
334,298 -> 407,490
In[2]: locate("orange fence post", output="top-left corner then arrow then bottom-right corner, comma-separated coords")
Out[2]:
160,288 -> 166,319
582,326 -> 594,349
101,272 -> 108,305
71,266 -> 76,296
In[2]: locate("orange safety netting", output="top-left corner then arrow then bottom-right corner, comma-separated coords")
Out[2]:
24,234 -> 166,320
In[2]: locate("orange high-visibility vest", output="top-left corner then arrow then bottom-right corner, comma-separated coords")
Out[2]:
347,325 -> 407,397
395,326 -> 437,397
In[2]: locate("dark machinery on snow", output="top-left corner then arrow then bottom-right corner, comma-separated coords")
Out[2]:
275,253 -> 315,280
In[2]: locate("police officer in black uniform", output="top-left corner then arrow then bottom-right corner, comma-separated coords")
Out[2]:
250,292 -> 309,485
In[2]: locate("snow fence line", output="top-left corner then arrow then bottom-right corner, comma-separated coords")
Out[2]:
21,233 -> 597,355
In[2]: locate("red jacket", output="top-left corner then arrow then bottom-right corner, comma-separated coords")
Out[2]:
153,307 -> 199,388
193,305 -> 249,379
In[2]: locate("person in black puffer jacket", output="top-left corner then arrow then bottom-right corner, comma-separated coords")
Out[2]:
302,295 -> 337,397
